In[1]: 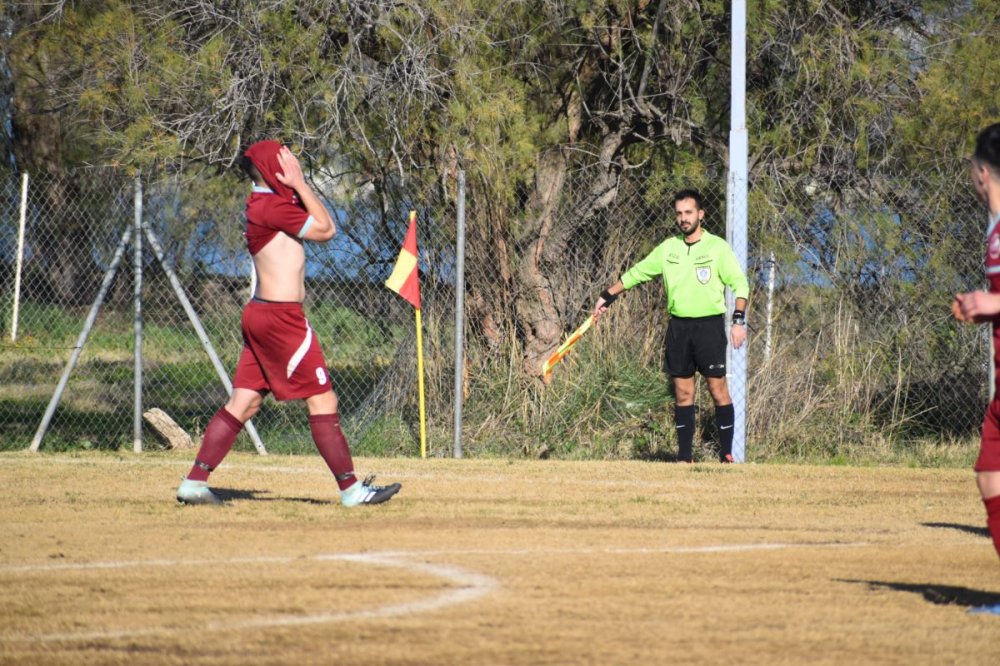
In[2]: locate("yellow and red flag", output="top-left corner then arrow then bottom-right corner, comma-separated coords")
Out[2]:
542,314 -> 595,380
386,210 -> 428,458
385,211 -> 420,309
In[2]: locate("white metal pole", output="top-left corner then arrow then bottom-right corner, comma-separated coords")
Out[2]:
453,170 -> 466,459
249,256 -> 257,300
133,174 -> 144,452
764,252 -> 775,362
726,0 -> 749,463
12,172 -> 28,341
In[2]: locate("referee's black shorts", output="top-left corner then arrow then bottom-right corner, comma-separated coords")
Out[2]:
662,314 -> 727,378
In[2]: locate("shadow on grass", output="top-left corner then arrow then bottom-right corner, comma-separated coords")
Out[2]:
921,522 -> 991,539
839,579 -> 1000,609
206,487 -> 336,505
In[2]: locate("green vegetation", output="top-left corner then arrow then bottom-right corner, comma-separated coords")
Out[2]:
3,2 -> 996,463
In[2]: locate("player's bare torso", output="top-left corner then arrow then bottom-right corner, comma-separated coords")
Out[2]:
253,231 -> 307,302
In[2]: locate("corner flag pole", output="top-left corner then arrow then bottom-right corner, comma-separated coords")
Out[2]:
415,305 -> 427,458
385,209 -> 427,458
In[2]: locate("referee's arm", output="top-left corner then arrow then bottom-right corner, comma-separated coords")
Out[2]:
593,281 -> 625,320
718,245 -> 749,348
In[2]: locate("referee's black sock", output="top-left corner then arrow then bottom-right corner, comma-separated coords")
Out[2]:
715,403 -> 735,460
675,405 -> 696,462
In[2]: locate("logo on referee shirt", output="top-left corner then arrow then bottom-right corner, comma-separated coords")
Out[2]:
990,233 -> 1000,260
696,266 -> 711,284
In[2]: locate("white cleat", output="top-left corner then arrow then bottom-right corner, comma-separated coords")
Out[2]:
340,475 -> 401,507
176,479 -> 223,506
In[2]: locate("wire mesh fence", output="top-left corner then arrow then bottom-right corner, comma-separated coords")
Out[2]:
0,159 -> 989,459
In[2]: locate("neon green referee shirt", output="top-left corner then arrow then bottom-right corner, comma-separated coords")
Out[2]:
620,230 -> 749,318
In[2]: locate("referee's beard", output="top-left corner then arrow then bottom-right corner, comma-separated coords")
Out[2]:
679,219 -> 701,237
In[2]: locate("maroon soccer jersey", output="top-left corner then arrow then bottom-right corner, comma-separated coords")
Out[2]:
988,215 -> 1000,395
979,214 -> 1000,472
244,186 -> 314,255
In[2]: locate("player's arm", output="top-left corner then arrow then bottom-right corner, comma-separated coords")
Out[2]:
731,297 -> 748,349
274,147 -> 336,242
719,243 -> 750,348
953,290 -> 1000,323
593,280 -> 624,320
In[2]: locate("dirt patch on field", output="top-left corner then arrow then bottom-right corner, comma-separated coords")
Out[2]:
0,453 -> 998,665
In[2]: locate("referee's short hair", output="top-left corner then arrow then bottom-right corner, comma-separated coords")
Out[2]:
973,123 -> 1000,173
673,189 -> 704,210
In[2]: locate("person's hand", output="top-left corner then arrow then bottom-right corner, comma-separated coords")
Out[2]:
274,146 -> 305,190
952,295 -> 970,322
954,291 -> 1000,323
731,323 -> 747,349
592,297 -> 610,322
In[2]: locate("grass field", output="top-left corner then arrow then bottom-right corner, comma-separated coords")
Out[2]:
1,452 -> 999,665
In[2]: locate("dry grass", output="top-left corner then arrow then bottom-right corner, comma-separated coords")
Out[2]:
1,452 -> 998,665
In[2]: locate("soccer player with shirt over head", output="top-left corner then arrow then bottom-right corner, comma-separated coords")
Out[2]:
176,141 -> 401,507
953,124 -> 1000,588
593,189 -> 749,463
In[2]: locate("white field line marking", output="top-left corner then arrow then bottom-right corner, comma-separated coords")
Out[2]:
0,541 -> 866,643
0,541 -> 867,578
0,553 -> 498,644
0,454 -> 742,489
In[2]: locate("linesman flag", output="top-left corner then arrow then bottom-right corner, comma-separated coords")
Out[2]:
385,211 -> 420,309
385,210 -> 428,458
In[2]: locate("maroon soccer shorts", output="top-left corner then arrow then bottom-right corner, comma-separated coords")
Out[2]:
977,397 -> 1000,472
232,300 -> 332,401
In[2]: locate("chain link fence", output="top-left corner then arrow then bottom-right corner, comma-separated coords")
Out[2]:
0,158 -> 988,460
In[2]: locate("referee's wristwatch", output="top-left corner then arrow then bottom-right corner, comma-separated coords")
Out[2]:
732,309 -> 747,327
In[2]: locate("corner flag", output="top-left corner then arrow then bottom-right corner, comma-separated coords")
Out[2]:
385,211 -> 420,309
385,210 -> 427,458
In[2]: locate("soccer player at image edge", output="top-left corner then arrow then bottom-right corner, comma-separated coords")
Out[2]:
953,123 -> 1000,616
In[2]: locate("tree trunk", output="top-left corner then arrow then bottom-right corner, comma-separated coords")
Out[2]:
515,130 -> 626,377
516,148 -> 569,375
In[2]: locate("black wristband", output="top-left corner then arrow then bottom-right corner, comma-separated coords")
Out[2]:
732,309 -> 746,326
600,288 -> 618,306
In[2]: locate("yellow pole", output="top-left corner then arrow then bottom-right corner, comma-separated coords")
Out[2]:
415,307 -> 427,458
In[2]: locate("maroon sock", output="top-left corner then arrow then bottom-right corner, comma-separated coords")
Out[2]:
187,408 -> 243,481
985,495 -> 1000,561
309,413 -> 357,491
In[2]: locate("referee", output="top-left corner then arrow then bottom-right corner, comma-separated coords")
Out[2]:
593,189 -> 749,463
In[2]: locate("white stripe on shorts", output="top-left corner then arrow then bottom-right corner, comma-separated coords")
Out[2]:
286,322 -> 314,379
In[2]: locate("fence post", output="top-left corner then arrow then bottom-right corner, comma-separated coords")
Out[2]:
453,170 -> 466,459
133,174 -> 144,452
11,172 -> 27,341
764,252 -> 776,363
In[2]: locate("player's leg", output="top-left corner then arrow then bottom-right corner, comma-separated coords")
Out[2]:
177,388 -> 263,505
672,376 -> 696,462
978,472 -> 1000,559
706,377 -> 735,463
305,388 -> 400,507
305,389 -> 356,490
968,403 -> 1000,613
665,319 -> 697,462
694,315 -> 735,462
975,399 -> 1000,562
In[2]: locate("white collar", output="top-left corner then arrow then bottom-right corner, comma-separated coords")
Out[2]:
252,185 -> 273,194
